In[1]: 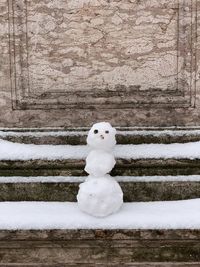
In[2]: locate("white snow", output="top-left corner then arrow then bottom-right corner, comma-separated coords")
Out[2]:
1,175 -> 200,183
115,175 -> 200,182
118,129 -> 200,137
0,139 -> 88,160
0,199 -> 200,229
1,139 -> 200,160
115,143 -> 200,160
77,176 -> 123,217
85,150 -> 116,177
0,130 -> 87,137
78,122 -> 122,217
2,128 -> 200,137
0,176 -> 86,183
86,122 -> 116,150
117,126 -> 200,130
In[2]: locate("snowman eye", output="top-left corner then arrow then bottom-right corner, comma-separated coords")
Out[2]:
94,129 -> 98,134
105,130 -> 109,134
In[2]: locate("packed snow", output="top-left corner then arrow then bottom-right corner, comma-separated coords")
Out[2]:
115,175 -> 200,182
0,139 -> 87,160
85,150 -> 116,177
119,129 -> 200,137
77,176 -> 123,217
0,199 -> 200,229
0,130 -> 87,137
1,175 -> 200,183
86,122 -> 116,149
2,139 -> 200,160
78,122 -> 123,217
0,176 -> 86,183
84,122 -> 116,177
2,129 -> 200,137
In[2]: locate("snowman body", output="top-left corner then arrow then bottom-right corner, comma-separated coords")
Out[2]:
77,122 -> 123,217
85,150 -> 116,177
77,175 -> 123,217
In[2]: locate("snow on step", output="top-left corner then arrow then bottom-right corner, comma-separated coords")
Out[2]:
0,139 -> 88,160
119,129 -> 200,137
1,199 -> 200,230
1,139 -> 200,160
1,175 -> 200,183
0,130 -> 87,137
2,129 -> 200,137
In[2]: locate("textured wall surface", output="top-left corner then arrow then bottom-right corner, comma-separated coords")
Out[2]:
0,0 -> 200,127
0,230 -> 200,264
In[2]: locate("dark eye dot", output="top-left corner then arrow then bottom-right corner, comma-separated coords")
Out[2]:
94,129 -> 98,134
105,130 -> 109,134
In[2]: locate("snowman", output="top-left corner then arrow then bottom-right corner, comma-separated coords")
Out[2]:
77,122 -> 123,217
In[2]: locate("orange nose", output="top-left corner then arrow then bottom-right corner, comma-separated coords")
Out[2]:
100,135 -> 104,139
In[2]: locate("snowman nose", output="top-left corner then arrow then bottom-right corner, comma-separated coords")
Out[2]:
100,135 -> 104,139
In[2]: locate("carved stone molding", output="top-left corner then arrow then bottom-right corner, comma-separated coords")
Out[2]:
8,0 -> 197,110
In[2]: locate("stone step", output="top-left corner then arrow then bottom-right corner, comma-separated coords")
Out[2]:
0,229 -> 199,265
1,139 -> 200,176
0,176 -> 200,202
0,264 -> 198,267
2,127 -> 200,144
0,264 -> 197,267
0,158 -> 200,176
0,199 -> 200,265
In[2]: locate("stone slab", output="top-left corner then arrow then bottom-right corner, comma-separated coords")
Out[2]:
1,158 -> 200,177
2,128 -> 200,145
0,0 -> 199,127
0,264 -> 199,267
0,230 -> 200,264
0,181 -> 200,202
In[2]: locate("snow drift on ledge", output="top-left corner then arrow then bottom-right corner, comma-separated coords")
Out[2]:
1,139 -> 200,160
1,199 -> 200,230
2,175 -> 200,183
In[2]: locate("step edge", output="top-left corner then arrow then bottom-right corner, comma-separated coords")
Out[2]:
2,129 -> 200,137
1,175 -> 200,183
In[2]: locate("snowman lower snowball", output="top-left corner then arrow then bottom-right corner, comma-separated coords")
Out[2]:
77,122 -> 123,217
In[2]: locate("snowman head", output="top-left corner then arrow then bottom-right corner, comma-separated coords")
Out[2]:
87,122 -> 116,151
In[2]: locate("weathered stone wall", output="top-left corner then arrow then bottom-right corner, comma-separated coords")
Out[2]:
0,229 -> 200,264
0,0 -> 200,127
0,229 -> 200,265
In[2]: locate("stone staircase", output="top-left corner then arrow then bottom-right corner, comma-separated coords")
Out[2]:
0,128 -> 200,266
